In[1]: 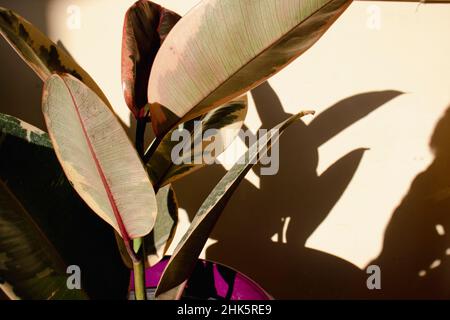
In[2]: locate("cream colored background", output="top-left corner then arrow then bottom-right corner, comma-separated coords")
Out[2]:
1,0 -> 449,298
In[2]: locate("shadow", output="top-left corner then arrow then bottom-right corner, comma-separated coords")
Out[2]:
173,81 -> 402,299
0,132 -> 129,300
370,105 -> 450,299
216,264 -> 237,300
184,262 -> 221,300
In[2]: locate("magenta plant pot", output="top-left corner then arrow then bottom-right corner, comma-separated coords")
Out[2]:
129,256 -> 272,300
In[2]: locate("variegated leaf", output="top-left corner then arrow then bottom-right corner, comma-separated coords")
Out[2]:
155,110 -> 315,300
148,0 -> 351,136
0,180 -> 88,300
42,74 -> 157,246
144,185 -> 178,267
147,95 -> 248,188
122,0 -> 181,119
0,7 -> 110,106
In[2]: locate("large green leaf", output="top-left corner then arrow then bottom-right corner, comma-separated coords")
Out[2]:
147,0 -> 351,136
42,74 -> 157,248
0,180 -> 88,300
122,0 -> 181,119
0,7 -> 110,107
146,95 -> 248,188
115,184 -> 178,269
155,110 -> 314,299
0,113 -> 129,299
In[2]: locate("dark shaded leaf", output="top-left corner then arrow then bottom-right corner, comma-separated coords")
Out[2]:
0,180 -> 88,300
0,113 -> 129,299
144,185 -> 178,266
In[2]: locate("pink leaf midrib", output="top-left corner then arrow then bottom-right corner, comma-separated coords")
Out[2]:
60,76 -> 131,244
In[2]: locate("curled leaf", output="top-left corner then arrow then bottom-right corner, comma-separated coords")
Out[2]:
122,0 -> 181,119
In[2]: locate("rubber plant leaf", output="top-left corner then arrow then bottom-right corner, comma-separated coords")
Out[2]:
147,95 -> 248,188
115,184 -> 178,269
42,73 -> 157,256
0,113 -> 129,299
155,110 -> 315,300
0,7 -> 110,107
0,180 -> 88,300
147,0 -> 351,137
144,185 -> 178,266
122,0 -> 181,119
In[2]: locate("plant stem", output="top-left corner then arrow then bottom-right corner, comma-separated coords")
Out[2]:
132,237 -> 146,300
133,259 -> 146,300
135,118 -> 147,158
133,116 -> 149,301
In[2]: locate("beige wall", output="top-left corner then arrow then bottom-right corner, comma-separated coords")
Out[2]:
1,0 -> 450,298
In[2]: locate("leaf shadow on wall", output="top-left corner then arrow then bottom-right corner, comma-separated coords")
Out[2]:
369,105 -> 450,299
173,81 -> 402,299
